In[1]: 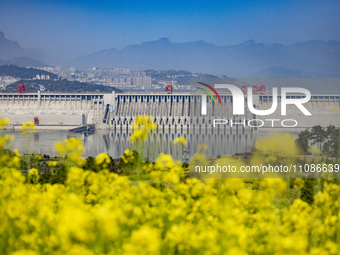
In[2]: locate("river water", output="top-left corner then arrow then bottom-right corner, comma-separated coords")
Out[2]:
2,129 -> 258,160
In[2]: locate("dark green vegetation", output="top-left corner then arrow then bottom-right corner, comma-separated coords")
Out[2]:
144,69 -> 228,85
17,150 -> 151,185
6,79 -> 122,93
14,146 -> 339,207
296,128 -> 340,204
0,64 -> 57,79
295,125 -> 340,157
7,124 -> 340,208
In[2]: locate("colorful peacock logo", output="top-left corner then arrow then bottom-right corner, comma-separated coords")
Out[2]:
197,82 -> 223,106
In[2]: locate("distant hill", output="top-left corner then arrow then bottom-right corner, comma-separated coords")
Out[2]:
0,65 -> 57,79
0,64 -> 122,93
6,79 -> 122,93
70,38 -> 340,77
247,66 -> 311,78
0,57 -> 47,68
25,47 -> 56,66
144,69 -> 222,85
0,31 -> 46,67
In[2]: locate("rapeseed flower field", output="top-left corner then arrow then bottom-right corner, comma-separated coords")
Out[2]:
0,116 -> 339,255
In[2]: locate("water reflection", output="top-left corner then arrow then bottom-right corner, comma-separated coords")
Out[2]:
4,130 -> 256,160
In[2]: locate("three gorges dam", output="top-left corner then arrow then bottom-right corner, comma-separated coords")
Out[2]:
0,91 -> 339,132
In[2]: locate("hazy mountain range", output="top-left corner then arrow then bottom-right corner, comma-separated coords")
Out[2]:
0,31 -> 47,67
1,31 -> 339,77
70,38 -> 340,77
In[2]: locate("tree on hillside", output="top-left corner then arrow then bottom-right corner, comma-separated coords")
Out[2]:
297,125 -> 340,157
323,125 -> 340,157
295,129 -> 311,154
310,125 -> 327,151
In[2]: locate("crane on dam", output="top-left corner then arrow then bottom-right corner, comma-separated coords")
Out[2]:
165,84 -> 173,94
242,84 -> 266,95
18,83 -> 26,94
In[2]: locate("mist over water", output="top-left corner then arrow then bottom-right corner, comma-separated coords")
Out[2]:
3,130 -> 257,160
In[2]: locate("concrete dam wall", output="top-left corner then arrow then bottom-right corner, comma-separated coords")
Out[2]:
0,92 -> 338,130
0,92 -> 115,129
111,94 -> 255,132
110,94 -> 340,131
256,94 -> 340,129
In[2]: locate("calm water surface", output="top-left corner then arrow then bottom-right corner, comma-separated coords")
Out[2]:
3,130 -> 260,160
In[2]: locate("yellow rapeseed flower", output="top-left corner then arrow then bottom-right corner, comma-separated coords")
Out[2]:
121,149 -> 134,164
0,128 -> 339,254
130,115 -> 157,143
95,153 -> 111,168
28,168 -> 39,177
28,168 -> 39,183
256,133 -> 298,155
0,117 -> 10,127
55,138 -> 84,165
21,121 -> 36,132
48,161 -> 58,167
173,137 -> 187,145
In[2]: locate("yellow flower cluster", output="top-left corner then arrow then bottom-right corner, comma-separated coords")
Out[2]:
310,145 -> 322,155
28,168 -> 39,176
48,161 -> 58,167
121,149 -> 134,164
0,118 -> 339,254
294,178 -> 305,190
28,168 -> 39,183
249,133 -> 301,174
55,138 -> 84,166
0,117 -> 10,128
21,121 -> 36,132
95,153 -> 111,168
198,144 -> 209,151
173,137 -> 187,145
256,133 -> 299,155
0,152 -> 339,254
0,134 -> 14,150
34,154 -> 43,160
151,153 -> 183,184
130,115 -> 157,143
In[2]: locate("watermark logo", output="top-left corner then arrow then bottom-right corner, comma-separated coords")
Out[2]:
197,82 -> 223,106
197,83 -> 311,116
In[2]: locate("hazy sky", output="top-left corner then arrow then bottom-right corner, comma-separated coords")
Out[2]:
1,0 -> 339,63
